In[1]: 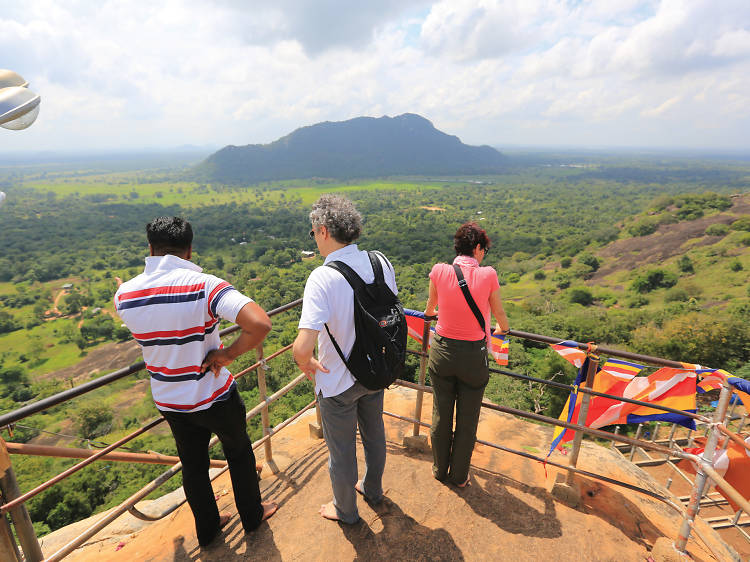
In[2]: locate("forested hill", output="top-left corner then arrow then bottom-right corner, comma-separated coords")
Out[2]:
192,113 -> 506,183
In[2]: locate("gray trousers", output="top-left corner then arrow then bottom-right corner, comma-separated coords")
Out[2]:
318,381 -> 386,523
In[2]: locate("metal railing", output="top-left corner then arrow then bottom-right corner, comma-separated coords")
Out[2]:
0,298 -> 748,561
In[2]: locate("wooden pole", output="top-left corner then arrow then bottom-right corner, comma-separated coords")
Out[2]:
255,345 -> 274,464
0,439 -> 43,562
0,513 -> 20,562
566,354 -> 599,482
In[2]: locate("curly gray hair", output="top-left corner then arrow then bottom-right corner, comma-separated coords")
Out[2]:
309,194 -> 362,244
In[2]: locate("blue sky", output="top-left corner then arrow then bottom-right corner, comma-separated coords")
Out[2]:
2,0 -> 750,153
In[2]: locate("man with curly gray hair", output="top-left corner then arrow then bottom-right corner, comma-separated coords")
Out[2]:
293,194 -> 398,523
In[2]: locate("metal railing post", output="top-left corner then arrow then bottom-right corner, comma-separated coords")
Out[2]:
674,380 -> 732,553
566,354 -> 599,482
412,317 -> 433,436
0,439 -> 43,561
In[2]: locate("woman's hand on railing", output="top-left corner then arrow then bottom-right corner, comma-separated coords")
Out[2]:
493,323 -> 509,336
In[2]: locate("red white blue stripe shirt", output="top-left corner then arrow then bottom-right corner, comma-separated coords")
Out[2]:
115,255 -> 252,413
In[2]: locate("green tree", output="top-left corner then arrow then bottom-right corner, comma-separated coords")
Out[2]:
75,405 -> 114,440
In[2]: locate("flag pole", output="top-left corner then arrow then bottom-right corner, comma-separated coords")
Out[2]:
674,379 -> 732,553
566,353 -> 599,484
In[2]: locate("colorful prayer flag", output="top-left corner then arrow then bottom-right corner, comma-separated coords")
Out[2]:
549,366 -> 698,453
404,309 -> 435,347
550,341 -> 587,368
599,358 -> 645,380
489,333 -> 509,366
548,357 -> 590,455
680,435 -> 750,512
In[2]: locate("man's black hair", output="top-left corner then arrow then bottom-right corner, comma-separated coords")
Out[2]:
146,216 -> 193,255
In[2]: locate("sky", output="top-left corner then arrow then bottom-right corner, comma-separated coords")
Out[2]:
2,0 -> 750,153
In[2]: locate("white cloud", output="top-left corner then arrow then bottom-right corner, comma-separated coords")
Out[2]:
0,0 -> 749,152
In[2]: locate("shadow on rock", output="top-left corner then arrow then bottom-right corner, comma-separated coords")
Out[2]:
261,442 -> 328,509
340,498 -> 465,562
576,476 -> 664,549
449,467 -> 563,538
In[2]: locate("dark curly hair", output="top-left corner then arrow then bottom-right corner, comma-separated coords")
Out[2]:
454,222 -> 490,256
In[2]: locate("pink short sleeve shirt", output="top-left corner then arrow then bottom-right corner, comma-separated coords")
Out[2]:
429,256 -> 500,341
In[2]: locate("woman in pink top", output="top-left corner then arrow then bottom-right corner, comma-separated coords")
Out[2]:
424,222 -> 509,487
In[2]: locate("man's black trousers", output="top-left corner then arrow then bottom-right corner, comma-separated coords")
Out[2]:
161,387 -> 264,546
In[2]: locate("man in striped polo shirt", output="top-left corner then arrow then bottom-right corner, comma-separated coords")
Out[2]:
115,216 -> 276,547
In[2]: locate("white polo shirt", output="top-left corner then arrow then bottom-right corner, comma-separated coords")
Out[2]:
298,244 -> 398,398
115,255 -> 251,413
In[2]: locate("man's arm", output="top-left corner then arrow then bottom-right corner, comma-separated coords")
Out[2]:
201,302 -> 272,375
293,328 -> 329,380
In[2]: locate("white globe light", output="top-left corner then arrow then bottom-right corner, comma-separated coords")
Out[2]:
0,86 -> 41,130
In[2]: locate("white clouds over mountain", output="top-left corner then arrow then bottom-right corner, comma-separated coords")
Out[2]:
1,0 -> 749,151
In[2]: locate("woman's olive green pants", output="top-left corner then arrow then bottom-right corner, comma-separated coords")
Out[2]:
428,334 -> 489,485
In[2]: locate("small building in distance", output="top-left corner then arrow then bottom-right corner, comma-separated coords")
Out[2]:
301,251 -> 315,259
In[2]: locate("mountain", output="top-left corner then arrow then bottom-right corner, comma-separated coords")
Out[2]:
193,113 -> 506,183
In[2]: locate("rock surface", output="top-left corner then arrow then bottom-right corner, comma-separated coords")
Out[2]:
46,387 -> 737,561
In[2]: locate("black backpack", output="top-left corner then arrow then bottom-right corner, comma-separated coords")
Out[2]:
324,251 -> 407,390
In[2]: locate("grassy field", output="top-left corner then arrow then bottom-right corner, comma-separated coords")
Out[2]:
22,177 -> 445,208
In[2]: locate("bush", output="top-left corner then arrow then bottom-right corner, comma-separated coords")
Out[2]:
569,288 -> 594,306
628,216 -> 660,237
740,233 -> 750,247
705,223 -> 729,236
560,257 -> 572,269
533,270 -> 546,280
729,260 -> 743,272
626,295 -> 650,308
730,216 -> 750,232
677,255 -> 694,274
577,252 -> 600,272
552,272 -> 570,289
664,287 -> 689,302
75,405 -> 114,440
631,269 -> 678,293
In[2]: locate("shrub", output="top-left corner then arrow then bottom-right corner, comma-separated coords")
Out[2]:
560,257 -> 572,269
729,260 -> 743,272
628,216 -> 660,237
506,272 -> 521,284
677,255 -> 694,274
569,288 -> 594,306
626,295 -> 650,308
739,233 -> 750,247
705,223 -> 729,236
664,287 -> 689,302
730,216 -> 750,232
577,252 -> 600,272
631,269 -> 678,293
533,270 -> 546,280
552,272 -> 570,289
75,405 -> 114,440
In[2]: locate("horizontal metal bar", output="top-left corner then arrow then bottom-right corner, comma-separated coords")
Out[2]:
507,329 -> 687,368
44,380 -> 310,561
0,299 -> 304,427
0,418 -> 165,514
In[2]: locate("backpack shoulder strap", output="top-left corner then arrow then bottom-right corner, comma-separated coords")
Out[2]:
452,264 -> 486,332
367,251 -> 386,286
325,260 -> 367,293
